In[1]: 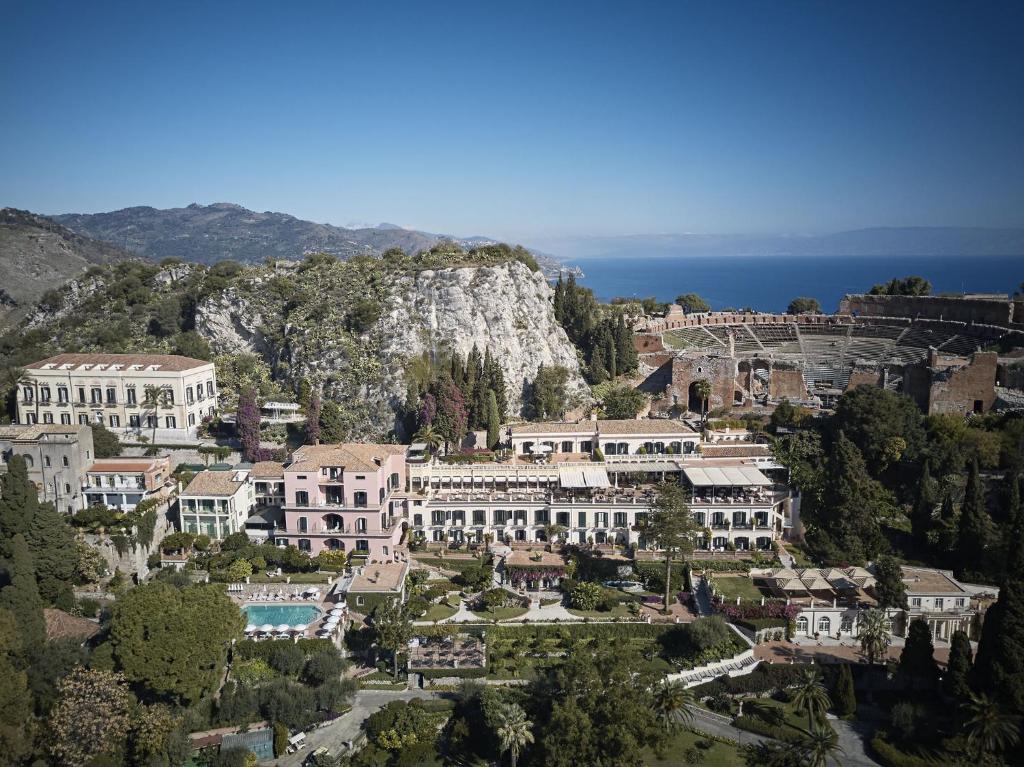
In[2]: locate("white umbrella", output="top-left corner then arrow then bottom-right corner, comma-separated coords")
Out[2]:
329,607 -> 344,616
275,624 -> 290,633
244,624 -> 257,633
325,616 -> 340,625
259,624 -> 274,633
292,624 -> 308,632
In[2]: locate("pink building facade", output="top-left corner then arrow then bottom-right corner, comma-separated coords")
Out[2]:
275,444 -> 408,562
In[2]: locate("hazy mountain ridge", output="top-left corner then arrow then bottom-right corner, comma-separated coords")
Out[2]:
51,203 -> 571,275
0,208 -> 136,325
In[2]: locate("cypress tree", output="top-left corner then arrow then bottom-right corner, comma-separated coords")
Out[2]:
614,314 -> 638,373
955,459 -> 992,578
553,274 -> 566,323
944,629 -> 973,700
486,391 -> 501,450
973,483 -> 1024,715
911,461 -> 936,551
0,534 -> 45,646
833,663 -> 856,716
0,456 -> 38,549
604,331 -> 617,379
473,383 -> 489,431
898,617 -> 939,686
589,344 -> 608,384
27,501 -> 77,606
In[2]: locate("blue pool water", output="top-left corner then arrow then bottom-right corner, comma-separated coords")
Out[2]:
243,604 -> 322,625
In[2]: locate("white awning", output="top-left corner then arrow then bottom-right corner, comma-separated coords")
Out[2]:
559,466 -> 611,489
683,466 -> 771,487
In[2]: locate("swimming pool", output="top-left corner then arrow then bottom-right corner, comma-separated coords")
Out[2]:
243,604 -> 323,626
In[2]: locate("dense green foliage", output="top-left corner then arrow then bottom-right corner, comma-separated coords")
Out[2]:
869,275 -> 932,296
553,274 -> 638,384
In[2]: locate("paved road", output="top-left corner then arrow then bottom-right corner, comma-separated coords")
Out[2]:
272,689 -> 442,767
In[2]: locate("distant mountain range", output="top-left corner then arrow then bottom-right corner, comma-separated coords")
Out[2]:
0,208 -> 135,325
529,227 -> 1024,260
51,202 -> 549,266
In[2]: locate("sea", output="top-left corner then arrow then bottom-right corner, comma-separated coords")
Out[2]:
568,254 -> 1022,314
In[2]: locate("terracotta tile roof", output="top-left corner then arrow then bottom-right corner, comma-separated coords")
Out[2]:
511,419 -> 695,436
88,458 -> 165,473
182,469 -> 249,497
288,443 -> 406,472
0,424 -> 86,441
25,353 -> 212,372
44,608 -> 101,643
250,461 -> 285,478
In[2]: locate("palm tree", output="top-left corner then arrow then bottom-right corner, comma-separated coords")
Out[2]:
791,668 -> 831,731
857,608 -> 892,665
693,379 -> 712,423
543,523 -> 566,551
652,679 -> 695,732
496,702 -> 533,767
142,384 -> 162,443
414,424 -> 442,457
800,723 -> 844,767
963,692 -> 1021,758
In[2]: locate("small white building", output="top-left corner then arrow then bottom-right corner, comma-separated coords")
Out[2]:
509,418 -> 700,457
178,467 -> 256,539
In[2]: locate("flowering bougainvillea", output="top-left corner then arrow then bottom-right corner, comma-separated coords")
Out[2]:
712,599 -> 801,621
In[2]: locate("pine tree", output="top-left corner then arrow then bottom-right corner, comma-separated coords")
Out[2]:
0,534 -> 45,646
0,455 -> 38,550
486,391 -> 501,450
944,629 -> 973,700
813,432 -> 891,563
956,459 -> 992,578
833,663 -> 856,716
911,461 -> 936,551
553,274 -> 566,323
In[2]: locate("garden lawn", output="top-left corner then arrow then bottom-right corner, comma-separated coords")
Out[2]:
713,575 -> 768,602
469,606 -> 528,621
738,697 -> 835,739
642,728 -> 742,767
421,602 -> 459,621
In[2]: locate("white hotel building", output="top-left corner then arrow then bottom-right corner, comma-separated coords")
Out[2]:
407,421 -> 792,550
17,354 -> 218,443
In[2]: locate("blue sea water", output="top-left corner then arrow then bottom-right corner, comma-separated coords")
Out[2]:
569,255 -> 1022,313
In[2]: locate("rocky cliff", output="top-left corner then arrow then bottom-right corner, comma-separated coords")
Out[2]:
193,259 -> 588,438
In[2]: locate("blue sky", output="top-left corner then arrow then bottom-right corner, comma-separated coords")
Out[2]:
1,1 -> 1022,242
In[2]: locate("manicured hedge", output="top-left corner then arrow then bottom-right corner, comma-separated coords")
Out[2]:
414,557 -> 492,574
692,662 -> 808,697
732,715 -> 804,744
733,617 -> 787,632
870,733 -> 954,767
418,667 -> 488,679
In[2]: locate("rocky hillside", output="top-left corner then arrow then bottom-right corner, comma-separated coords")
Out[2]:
0,208 -> 136,326
3,247 -> 588,440
52,202 -> 571,276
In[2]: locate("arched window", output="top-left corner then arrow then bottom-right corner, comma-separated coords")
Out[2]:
817,616 -> 831,634
796,616 -> 809,633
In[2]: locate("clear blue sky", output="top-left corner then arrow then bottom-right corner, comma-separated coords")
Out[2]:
2,0 -> 1022,242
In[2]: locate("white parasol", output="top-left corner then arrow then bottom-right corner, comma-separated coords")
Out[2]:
259,624 -> 274,633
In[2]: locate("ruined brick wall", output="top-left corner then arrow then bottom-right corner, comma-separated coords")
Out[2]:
654,355 -> 738,414
768,364 -> 806,400
997,359 -> 1024,390
839,294 -> 1012,325
635,334 -> 665,354
927,352 -> 998,414
847,367 -> 884,391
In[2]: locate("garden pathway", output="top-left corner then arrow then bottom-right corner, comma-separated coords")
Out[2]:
693,575 -> 714,617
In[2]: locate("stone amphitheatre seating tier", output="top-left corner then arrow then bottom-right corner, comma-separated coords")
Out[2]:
663,327 -> 723,350
851,324 -> 905,340
751,324 -> 798,347
897,327 -> 958,349
938,336 -> 985,356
